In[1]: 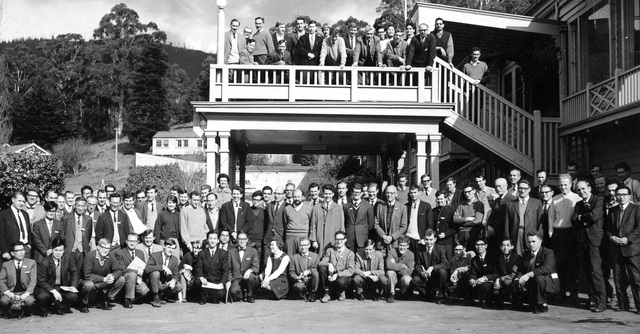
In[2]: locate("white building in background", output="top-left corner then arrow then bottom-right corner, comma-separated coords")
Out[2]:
152,128 -> 205,156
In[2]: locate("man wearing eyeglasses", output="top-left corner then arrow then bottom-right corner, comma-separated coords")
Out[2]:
452,184 -> 484,250
418,174 -> 437,208
469,238 -> 498,308
289,237 -> 320,302
607,186 -> 640,313
0,241 -> 37,317
81,238 -> 125,311
405,23 -> 436,72
374,186 -> 407,251
318,231 -> 355,303
505,180 -> 543,256
227,232 -> 259,303
24,187 -> 46,224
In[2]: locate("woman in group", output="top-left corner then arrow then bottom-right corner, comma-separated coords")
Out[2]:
154,195 -> 180,245
261,240 -> 290,300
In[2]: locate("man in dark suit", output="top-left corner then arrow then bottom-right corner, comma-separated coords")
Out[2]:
406,184 -> 433,254
504,180 -> 543,256
264,186 -> 288,265
344,23 -> 360,66
31,201 -> 65,263
469,237 -> 499,308
353,239 -> 387,301
219,186 -> 251,245
493,238 -> 522,308
344,184 -> 374,253
95,193 -> 131,250
114,233 -> 149,308
290,17 -> 307,65
531,169 -> 560,200
405,23 -> 436,71
144,238 -> 182,307
81,238 -> 125,311
572,180 -> 606,312
412,230 -> 448,304
607,186 -> 640,313
443,177 -> 462,209
433,190 -> 456,260
538,184 -> 555,248
63,197 -> 93,274
227,232 -> 259,303
374,186 -> 408,251
271,20 -> 293,55
295,20 -> 322,66
487,178 -> 516,258
289,237 -> 320,302
0,191 -> 31,261
35,237 -> 79,316
357,26 -> 382,67
0,241 -> 37,316
223,18 -> 246,64
518,232 -> 560,314
267,39 -> 292,65
195,231 -> 229,305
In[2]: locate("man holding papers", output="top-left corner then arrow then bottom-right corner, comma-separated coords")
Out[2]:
114,233 -> 149,308
145,238 -> 182,307
195,231 -> 229,305
35,237 -> 80,316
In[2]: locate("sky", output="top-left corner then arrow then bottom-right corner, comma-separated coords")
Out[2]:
0,0 -> 378,52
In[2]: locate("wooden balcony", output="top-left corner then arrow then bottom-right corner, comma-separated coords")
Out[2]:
561,64 -> 640,133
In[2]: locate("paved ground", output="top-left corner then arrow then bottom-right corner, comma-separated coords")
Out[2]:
2,297 -> 639,333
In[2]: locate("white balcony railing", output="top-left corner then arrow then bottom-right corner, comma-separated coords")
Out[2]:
209,64 -> 438,103
562,64 -> 640,126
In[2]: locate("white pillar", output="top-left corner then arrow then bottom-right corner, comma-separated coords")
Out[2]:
429,134 -> 442,187
205,130 -> 219,186
416,133 -> 429,180
216,1 -> 226,65
219,131 -> 231,177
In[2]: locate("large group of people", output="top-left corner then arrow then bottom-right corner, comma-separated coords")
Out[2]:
1,159 -> 639,319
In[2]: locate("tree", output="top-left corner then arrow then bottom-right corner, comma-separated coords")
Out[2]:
125,164 -> 205,204
191,55 -> 216,101
0,56 -> 12,145
374,0 -> 415,29
164,63 -> 193,126
53,137 -> 94,177
0,151 -> 65,209
331,17 -> 370,36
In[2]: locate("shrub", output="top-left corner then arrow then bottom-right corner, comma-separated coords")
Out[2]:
124,163 -> 205,203
0,151 -> 65,209
53,137 -> 94,176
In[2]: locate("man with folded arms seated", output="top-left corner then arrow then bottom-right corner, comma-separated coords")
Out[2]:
35,237 -> 79,316
492,238 -> 522,309
145,238 -> 182,307
115,233 -> 149,308
411,229 -> 449,304
447,240 -> 474,304
289,237 -> 320,302
227,232 -> 259,303
518,232 -> 560,314
468,237 -> 498,308
353,239 -> 387,302
385,236 -> 414,302
195,231 -> 229,305
81,238 -> 125,311
318,231 -> 355,303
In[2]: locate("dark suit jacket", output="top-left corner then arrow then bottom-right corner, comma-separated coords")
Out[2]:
495,250 -> 522,279
135,201 -> 164,229
32,218 -> 65,261
244,207 -> 266,243
0,258 -> 37,294
267,50 -> 292,65
220,201 -> 251,236
271,33 -> 293,54
63,213 -> 92,256
356,35 -> 382,66
487,193 -> 516,238
414,244 -> 448,276
195,247 -> 229,285
406,200 -> 433,239
354,250 -> 386,277
343,34 -> 360,66
144,251 -> 180,282
228,246 -> 259,281
520,247 -> 560,293
469,253 -> 499,281
295,33 -> 323,65
37,254 -> 78,291
448,189 -> 462,210
505,198 -> 543,245
531,184 -> 560,200
607,203 -> 640,257
0,208 -> 31,256
343,201 -> 375,249
95,210 -> 131,248
434,205 -> 456,246
83,250 -> 123,282
288,251 -> 320,278
572,195 -> 604,247
406,34 -> 437,67
374,202 -> 408,248
114,248 -> 145,274
264,201 -> 288,245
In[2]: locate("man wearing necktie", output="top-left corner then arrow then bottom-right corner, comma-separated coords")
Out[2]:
114,233 -> 149,308
219,186 -> 250,245
144,238 -> 182,307
34,237 -> 80,316
310,185 -> 345,257
95,194 -> 130,251
412,230 -> 448,304
344,184 -> 374,253
518,232 -> 560,314
0,241 -> 37,316
32,201 -> 65,264
353,240 -> 387,301
469,238 -> 498,308
0,191 -> 32,262
374,186 -> 408,251
227,232 -> 259,303
289,237 -> 320,302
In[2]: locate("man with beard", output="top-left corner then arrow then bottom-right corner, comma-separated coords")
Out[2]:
284,189 -> 313,257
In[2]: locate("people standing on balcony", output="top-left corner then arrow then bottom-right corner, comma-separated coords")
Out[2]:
615,161 -> 640,203
432,17 -> 454,68
463,47 -> 490,86
377,26 -> 391,52
295,20 -> 322,66
243,27 -> 252,39
405,23 -> 436,72
321,24 -> 331,39
404,22 -> 416,42
251,17 -> 275,65
271,21 -> 293,55
384,30 -> 408,68
224,18 -> 246,65
319,28 -> 347,69
531,169 -> 560,200
508,169 -> 521,197
344,23 -> 360,67
290,17 -> 307,65
267,40 -> 292,83
356,26 -> 382,67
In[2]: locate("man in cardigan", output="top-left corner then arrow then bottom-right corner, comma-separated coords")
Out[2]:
284,189 -> 313,257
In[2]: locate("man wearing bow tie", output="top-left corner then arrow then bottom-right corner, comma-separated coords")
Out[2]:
227,232 -> 259,303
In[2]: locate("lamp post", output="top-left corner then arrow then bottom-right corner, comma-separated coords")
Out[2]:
216,0 -> 227,65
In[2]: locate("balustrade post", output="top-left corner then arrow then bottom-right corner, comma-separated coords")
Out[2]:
209,65 -> 216,101
417,68 -> 426,102
431,66 -> 440,103
533,110 -> 542,173
585,82 -> 592,118
289,67 -> 296,102
205,130 -> 219,185
614,68 -> 622,107
221,66 -> 229,102
350,67 -> 358,102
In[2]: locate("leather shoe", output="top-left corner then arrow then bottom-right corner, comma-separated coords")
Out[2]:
102,301 -> 112,311
40,311 -> 48,318
356,293 -> 364,301
308,294 -> 316,303
151,298 -> 162,308
79,306 -> 89,313
435,298 -> 444,305
199,300 -> 207,305
338,291 -> 346,301
246,296 -> 255,303
123,299 -> 133,309
372,295 -> 380,302
55,308 -> 66,315
386,294 -> 395,303
593,306 -> 606,313
321,293 -> 330,303
533,304 -> 549,314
